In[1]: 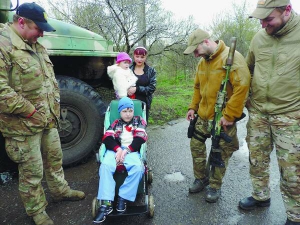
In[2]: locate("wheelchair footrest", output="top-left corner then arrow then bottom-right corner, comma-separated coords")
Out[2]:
109,205 -> 148,217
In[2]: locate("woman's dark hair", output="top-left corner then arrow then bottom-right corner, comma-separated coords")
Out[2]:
134,47 -> 148,56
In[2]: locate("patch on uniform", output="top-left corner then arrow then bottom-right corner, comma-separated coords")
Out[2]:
257,0 -> 266,5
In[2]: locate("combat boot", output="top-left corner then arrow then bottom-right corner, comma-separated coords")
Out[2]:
32,211 -> 54,225
189,177 -> 209,193
205,186 -> 221,203
239,196 -> 270,210
285,218 -> 300,225
52,189 -> 85,202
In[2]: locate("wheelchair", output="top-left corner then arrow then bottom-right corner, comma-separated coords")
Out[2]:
92,99 -> 154,220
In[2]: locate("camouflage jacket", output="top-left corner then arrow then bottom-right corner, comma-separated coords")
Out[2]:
0,23 -> 60,137
246,11 -> 300,114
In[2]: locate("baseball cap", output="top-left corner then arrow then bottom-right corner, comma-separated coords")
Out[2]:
116,52 -> 132,64
250,0 -> 290,19
16,2 -> 55,32
183,29 -> 210,55
118,97 -> 134,113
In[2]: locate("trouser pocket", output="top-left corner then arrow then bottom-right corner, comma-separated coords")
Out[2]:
5,136 -> 30,163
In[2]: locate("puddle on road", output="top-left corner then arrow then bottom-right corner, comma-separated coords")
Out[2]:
164,171 -> 185,182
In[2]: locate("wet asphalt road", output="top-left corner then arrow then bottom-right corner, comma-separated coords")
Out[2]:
0,109 -> 287,225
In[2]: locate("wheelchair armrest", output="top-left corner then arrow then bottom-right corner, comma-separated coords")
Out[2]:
139,143 -> 147,162
98,144 -> 106,163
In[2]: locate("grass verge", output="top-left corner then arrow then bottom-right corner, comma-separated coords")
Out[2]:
148,75 -> 194,125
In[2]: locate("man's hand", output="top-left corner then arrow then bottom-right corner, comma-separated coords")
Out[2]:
220,117 -> 233,131
186,109 -> 195,121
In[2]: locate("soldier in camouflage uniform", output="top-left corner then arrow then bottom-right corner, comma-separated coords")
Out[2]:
183,29 -> 250,203
238,1 -> 300,225
0,3 -> 85,225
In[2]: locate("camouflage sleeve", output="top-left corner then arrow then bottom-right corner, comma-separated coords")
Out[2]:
246,39 -> 255,75
0,49 -> 35,117
245,42 -> 255,98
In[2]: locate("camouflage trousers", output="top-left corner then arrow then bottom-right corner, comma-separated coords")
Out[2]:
247,107 -> 300,222
5,128 -> 69,216
190,117 -> 239,189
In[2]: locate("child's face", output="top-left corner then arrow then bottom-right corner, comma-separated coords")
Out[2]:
118,60 -> 131,70
120,108 -> 134,122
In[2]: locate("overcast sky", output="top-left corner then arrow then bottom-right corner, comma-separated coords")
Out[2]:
18,0 -> 300,27
161,0 -> 300,26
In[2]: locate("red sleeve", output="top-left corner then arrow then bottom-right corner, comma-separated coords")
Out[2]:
102,119 -> 121,152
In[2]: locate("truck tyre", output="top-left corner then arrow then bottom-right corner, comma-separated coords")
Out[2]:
56,75 -> 106,166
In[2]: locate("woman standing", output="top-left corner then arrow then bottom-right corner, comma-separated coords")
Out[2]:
128,47 -> 157,123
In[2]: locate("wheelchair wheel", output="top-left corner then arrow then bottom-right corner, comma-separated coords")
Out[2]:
147,168 -> 153,184
92,197 -> 99,218
148,194 -> 155,218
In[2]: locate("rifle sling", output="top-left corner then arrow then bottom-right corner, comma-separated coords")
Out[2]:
193,129 -> 209,143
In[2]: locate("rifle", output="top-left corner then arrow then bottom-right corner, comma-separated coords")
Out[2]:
209,37 -> 245,168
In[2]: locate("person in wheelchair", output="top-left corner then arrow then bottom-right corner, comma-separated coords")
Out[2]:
93,97 -> 148,224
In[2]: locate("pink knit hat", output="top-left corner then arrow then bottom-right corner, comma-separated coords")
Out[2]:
116,52 -> 132,64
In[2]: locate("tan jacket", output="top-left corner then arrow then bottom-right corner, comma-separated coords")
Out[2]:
189,40 -> 250,122
246,11 -> 300,114
0,23 -> 60,137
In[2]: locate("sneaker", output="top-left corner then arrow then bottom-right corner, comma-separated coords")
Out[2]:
52,189 -> 85,202
116,196 -> 127,212
239,196 -> 270,210
32,211 -> 54,225
205,186 -> 221,203
93,204 -> 113,224
285,218 -> 300,225
189,177 -> 209,193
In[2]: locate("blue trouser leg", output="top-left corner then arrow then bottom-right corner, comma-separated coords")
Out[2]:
119,152 -> 144,202
97,151 -> 116,201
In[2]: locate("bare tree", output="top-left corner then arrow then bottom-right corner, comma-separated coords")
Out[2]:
40,0 -> 260,79
209,0 -> 260,57
43,0 -> 198,56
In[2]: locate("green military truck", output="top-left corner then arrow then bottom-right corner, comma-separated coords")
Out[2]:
0,0 -> 117,170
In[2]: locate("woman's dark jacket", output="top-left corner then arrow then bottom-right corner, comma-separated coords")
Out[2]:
130,63 -> 157,109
